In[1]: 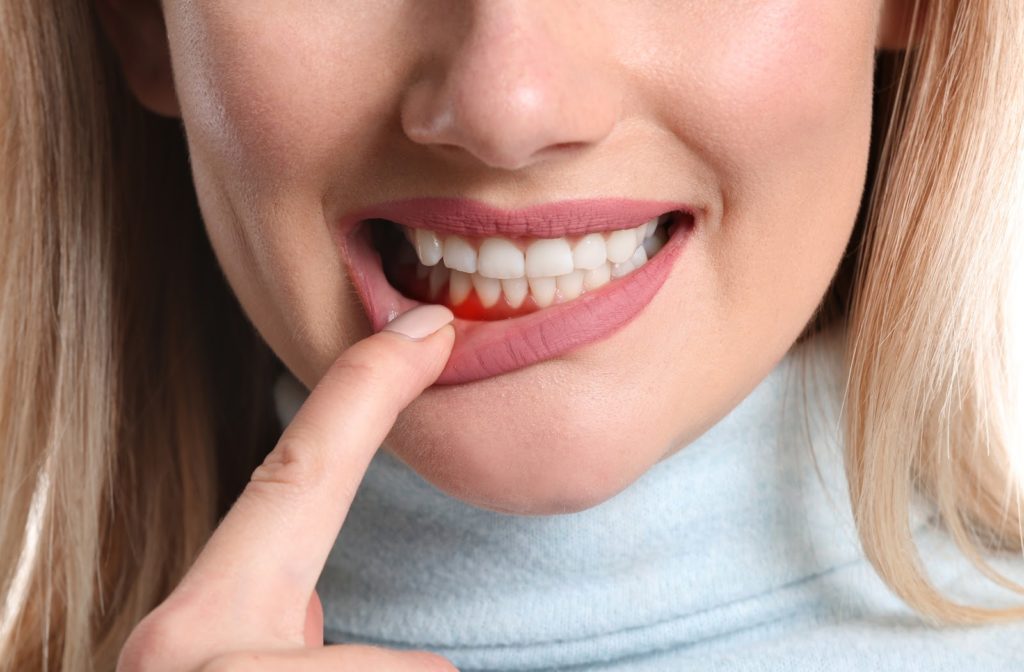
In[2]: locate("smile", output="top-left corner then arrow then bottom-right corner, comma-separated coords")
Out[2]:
334,198 -> 697,384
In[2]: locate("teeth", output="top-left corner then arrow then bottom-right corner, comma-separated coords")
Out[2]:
471,274 -> 502,308
605,229 -> 637,264
525,238 -> 574,277
633,221 -> 650,247
502,277 -> 528,308
414,228 -> 444,266
396,215 -> 672,309
643,226 -> 669,257
630,245 -> 648,267
583,262 -> 611,290
610,258 -> 634,278
402,216 -> 670,276
572,233 -> 607,271
528,277 -> 557,308
449,269 -> 472,304
478,237 -> 526,279
555,270 -> 585,302
443,235 -> 477,273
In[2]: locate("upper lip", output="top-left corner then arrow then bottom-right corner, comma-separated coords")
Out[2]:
338,197 -> 698,239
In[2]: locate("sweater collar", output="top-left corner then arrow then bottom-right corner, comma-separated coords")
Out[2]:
273,325 -> 924,670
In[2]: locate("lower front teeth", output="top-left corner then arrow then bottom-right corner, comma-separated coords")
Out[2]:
502,277 -> 528,308
449,270 -> 473,304
472,274 -> 502,307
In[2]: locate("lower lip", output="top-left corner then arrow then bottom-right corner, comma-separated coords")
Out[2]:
336,215 -> 695,385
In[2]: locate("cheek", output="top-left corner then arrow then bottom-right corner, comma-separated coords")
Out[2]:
167,7 -> 376,184
669,2 -> 877,158
660,2 -> 876,315
612,2 -> 878,468
163,6 -> 406,376
164,11 -> 313,287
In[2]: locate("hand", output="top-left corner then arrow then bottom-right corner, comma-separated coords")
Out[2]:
117,305 -> 459,671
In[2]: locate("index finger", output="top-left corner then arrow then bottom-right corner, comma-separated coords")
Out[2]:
177,305 -> 455,635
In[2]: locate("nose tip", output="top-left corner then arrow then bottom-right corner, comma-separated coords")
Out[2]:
399,11 -> 621,171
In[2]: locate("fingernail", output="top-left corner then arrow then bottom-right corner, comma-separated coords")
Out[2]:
382,304 -> 455,340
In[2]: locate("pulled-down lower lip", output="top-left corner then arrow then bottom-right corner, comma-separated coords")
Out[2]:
334,200 -> 697,385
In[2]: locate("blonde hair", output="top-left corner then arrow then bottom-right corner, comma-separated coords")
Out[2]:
1,0 -> 1022,670
839,0 -> 1024,623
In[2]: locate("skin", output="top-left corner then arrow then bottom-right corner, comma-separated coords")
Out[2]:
95,1 -> 914,668
117,309 -> 462,670
97,0 -> 913,516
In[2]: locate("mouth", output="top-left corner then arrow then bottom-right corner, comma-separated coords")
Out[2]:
335,198 -> 697,385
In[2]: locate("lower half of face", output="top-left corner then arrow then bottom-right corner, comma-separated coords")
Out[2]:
168,1 -> 881,514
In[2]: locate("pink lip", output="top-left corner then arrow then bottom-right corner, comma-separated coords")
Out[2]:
333,198 -> 698,385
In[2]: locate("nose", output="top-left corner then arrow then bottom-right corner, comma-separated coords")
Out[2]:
400,1 -> 622,171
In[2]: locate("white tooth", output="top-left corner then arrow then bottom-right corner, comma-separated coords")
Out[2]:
630,245 -> 648,268
606,229 -> 636,264
414,228 -> 443,266
525,238 -> 574,278
610,258 -> 635,278
428,264 -> 449,300
572,233 -> 607,270
645,218 -> 658,238
634,222 -> 649,247
583,263 -> 611,290
643,226 -> 668,257
528,276 -> 557,308
502,277 -> 528,308
443,235 -> 477,273
472,274 -> 501,308
449,270 -> 472,304
478,237 -> 525,279
555,270 -> 585,302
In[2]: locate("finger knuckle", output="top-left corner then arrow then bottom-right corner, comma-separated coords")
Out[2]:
249,433 -> 326,496
331,343 -> 401,388
337,329 -> 438,390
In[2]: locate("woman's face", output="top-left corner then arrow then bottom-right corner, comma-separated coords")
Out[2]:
105,1 -> 906,514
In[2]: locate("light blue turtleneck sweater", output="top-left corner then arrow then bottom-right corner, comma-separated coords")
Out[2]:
273,326 -> 1024,671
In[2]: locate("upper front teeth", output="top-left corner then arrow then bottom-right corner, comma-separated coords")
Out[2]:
478,237 -> 525,279
572,234 -> 606,270
524,238 -> 574,277
405,216 -> 666,280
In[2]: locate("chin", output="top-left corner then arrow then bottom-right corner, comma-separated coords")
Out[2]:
382,363 -> 668,516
